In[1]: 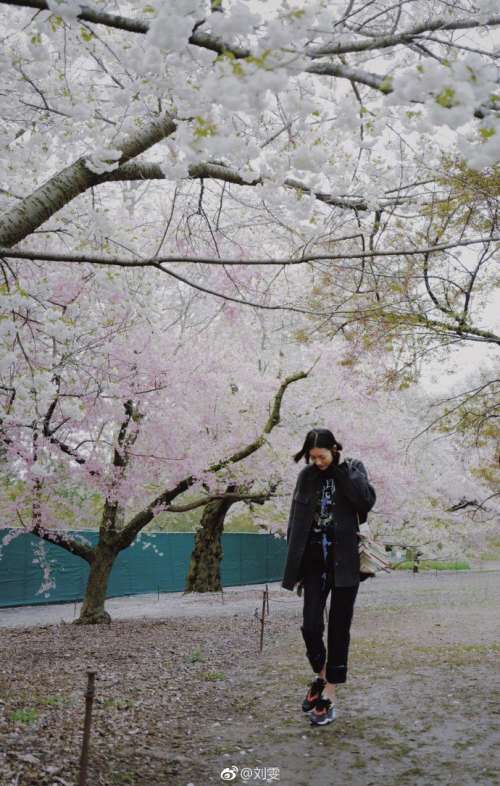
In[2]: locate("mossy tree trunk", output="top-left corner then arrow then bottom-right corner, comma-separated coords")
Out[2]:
75,401 -> 139,624
185,485 -> 238,592
75,541 -> 118,624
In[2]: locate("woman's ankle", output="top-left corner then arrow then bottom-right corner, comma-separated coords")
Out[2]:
322,682 -> 336,700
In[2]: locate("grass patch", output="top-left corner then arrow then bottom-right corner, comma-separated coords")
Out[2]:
101,697 -> 135,710
10,708 -> 38,724
110,772 -> 135,784
187,647 -> 204,663
203,671 -> 225,681
415,642 -> 500,654
36,695 -> 65,707
409,642 -> 500,666
350,638 -> 500,670
394,560 -> 470,571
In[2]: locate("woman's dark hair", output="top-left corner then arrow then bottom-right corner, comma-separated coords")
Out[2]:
293,428 -> 343,464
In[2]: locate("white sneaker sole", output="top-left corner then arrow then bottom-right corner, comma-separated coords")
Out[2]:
310,708 -> 337,725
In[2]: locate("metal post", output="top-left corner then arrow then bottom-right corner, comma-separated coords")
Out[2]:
265,583 -> 270,616
78,670 -> 96,786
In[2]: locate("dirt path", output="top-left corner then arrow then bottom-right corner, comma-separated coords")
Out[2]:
0,582 -> 288,628
1,569 -> 499,786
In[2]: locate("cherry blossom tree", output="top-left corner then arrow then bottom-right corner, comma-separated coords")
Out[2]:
0,254 -> 495,617
0,0 -> 498,262
1,1 -> 498,616
0,253 -> 318,620
0,1 -> 496,409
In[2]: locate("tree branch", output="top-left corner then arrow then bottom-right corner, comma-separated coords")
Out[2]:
41,382 -> 99,470
208,370 -> 308,473
446,497 -> 487,513
0,114 -> 177,247
5,1 -> 497,63
114,399 -> 141,468
164,488 -> 277,513
16,510 -> 94,562
4,0 -> 149,33
305,61 -> 392,93
98,161 -> 382,212
0,0 -> 248,55
376,309 -> 500,346
114,371 -> 307,550
3,236 -> 497,267
306,15 -> 500,58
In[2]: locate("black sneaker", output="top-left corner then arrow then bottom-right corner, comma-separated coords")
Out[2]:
309,696 -> 337,726
301,677 -> 326,713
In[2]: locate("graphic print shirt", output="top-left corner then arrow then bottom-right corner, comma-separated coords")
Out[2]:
308,470 -> 336,575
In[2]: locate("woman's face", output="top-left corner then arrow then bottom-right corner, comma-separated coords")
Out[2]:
309,447 -> 334,470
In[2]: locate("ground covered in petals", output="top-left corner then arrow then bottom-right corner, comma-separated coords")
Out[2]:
1,569 -> 499,786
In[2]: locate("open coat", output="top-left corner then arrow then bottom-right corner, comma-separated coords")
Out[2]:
281,458 -> 376,590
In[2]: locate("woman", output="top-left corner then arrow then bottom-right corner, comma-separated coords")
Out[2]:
281,428 -> 376,726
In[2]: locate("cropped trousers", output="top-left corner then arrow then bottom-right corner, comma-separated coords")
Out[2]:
300,542 -> 359,684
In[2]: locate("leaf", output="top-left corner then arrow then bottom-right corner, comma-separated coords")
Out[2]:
435,87 -> 457,109
80,27 -> 93,42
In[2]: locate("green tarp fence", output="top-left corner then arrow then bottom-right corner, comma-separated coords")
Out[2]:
0,528 -> 287,608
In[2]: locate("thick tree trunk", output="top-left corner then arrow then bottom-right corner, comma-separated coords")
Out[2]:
74,542 -> 117,624
185,490 -> 236,592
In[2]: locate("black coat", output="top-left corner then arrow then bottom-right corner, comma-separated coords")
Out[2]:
281,458 -> 376,590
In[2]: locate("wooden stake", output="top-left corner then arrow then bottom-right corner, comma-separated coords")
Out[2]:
265,583 -> 270,616
259,590 -> 267,652
78,670 -> 96,786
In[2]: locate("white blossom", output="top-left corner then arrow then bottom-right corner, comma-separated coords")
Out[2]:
85,146 -> 123,175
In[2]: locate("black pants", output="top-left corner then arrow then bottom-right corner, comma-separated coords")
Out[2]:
300,544 -> 359,684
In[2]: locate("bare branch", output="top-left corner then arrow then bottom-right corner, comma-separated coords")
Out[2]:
3,235 -> 498,266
